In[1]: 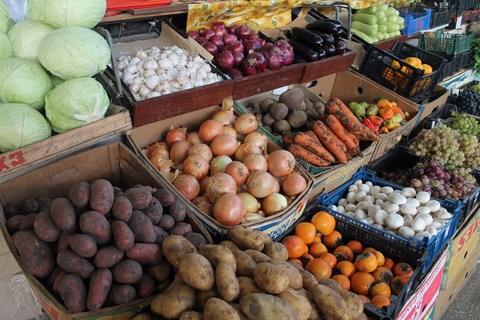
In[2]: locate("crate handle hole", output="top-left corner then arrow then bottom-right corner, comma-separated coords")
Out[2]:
306,80 -> 318,88
356,86 -> 364,94
464,250 -> 469,259
465,271 -> 469,279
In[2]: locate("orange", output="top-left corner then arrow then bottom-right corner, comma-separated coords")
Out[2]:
309,242 -> 328,258
319,252 -> 337,269
370,282 -> 391,298
422,64 -> 433,75
281,235 -> 308,259
350,272 -> 375,296
295,222 -> 317,245
322,230 -> 342,249
404,57 -> 422,68
332,274 -> 350,291
310,211 -> 336,235
306,258 -> 332,279
391,60 -> 400,69
371,295 -> 391,308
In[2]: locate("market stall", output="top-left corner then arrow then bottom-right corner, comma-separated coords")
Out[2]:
0,0 -> 479,319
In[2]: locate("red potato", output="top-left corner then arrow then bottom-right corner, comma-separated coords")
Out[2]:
6,215 -> 23,234
58,274 -> 87,313
128,210 -> 156,243
111,220 -> 135,252
12,231 -> 55,278
18,213 -> 37,231
90,179 -> 114,214
94,246 -> 124,268
67,234 -> 97,258
112,259 -> 143,284
68,181 -> 91,208
34,210 -> 61,242
142,197 -> 163,224
112,196 -> 133,222
50,197 -> 76,231
126,243 -> 163,265
135,274 -> 156,298
79,211 -> 111,245
109,283 -> 136,305
57,250 -> 95,279
87,268 -> 113,311
124,186 -> 153,210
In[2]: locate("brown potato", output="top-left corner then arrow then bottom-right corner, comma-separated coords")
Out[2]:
131,313 -> 152,320
90,179 -> 114,214
147,260 -> 174,282
124,186 -> 153,210
162,235 -> 197,268
180,311 -> 204,320
67,234 -> 97,258
50,197 -> 76,231
151,278 -> 196,319
204,297 -> 240,320
58,274 -> 87,313
299,270 -> 318,291
68,181 -> 90,208
308,284 -> 352,320
237,277 -> 263,299
277,287 -> 312,320
79,210 -> 111,244
111,196 -> 133,221
56,250 -> 95,279
34,210 -> 60,242
215,262 -> 239,302
109,283 -> 136,305
244,249 -> 271,263
219,240 -> 240,253
112,259 -> 143,284
196,287 -> 219,311
253,262 -> 289,294
239,293 -> 299,320
126,243 -> 163,265
234,250 -> 256,278
227,226 -> 264,251
199,244 -> 236,271
135,274 -> 156,298
262,242 -> 289,261
12,231 -> 55,278
270,259 -> 303,290
128,210 -> 156,243
318,279 -> 363,319
86,268 -> 112,311
94,246 -> 124,268
178,253 -> 214,291
112,220 -> 134,251
297,288 -> 321,320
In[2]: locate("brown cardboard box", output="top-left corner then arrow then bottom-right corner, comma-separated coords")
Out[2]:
112,21 -> 235,127
127,106 -> 313,240
0,105 -> 131,183
0,142 -> 211,320
308,71 -> 422,162
415,86 -> 449,121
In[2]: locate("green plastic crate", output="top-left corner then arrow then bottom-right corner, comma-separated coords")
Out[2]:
419,30 -> 474,55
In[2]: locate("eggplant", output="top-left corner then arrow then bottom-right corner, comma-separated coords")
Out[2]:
317,48 -> 327,60
284,29 -> 293,39
323,44 -> 336,57
309,30 -> 335,45
291,27 -> 323,50
305,20 -> 341,35
288,39 -> 318,62
321,19 -> 342,28
335,39 -> 348,54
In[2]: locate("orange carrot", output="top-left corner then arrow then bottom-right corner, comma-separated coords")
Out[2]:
283,132 -> 294,146
306,130 -> 321,144
332,98 -> 379,140
293,132 -> 336,162
312,121 -> 349,164
288,144 -> 331,167
347,132 -> 359,146
325,114 -> 361,156
333,109 -> 379,141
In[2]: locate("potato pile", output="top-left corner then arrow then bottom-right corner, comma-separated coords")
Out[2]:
4,180 -> 208,313
138,226 -> 367,320
245,88 -> 325,138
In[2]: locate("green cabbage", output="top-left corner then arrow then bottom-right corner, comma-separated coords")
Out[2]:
0,1 -> 11,34
0,103 -> 51,152
39,0 -> 106,29
38,27 -> 111,80
0,32 -> 12,59
8,20 -> 54,61
45,77 -> 110,133
26,0 -> 44,21
0,58 -> 52,110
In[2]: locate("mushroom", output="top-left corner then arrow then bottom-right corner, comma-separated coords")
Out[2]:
380,186 -> 394,194
411,217 -> 427,232
372,210 -> 388,225
388,192 -> 407,205
383,202 -> 400,214
417,206 -> 431,215
349,184 -> 359,193
403,215 -> 413,227
400,203 -> 417,216
401,187 -> 416,198
416,213 -> 433,226
385,213 -> 404,229
354,209 -> 367,220
425,200 -> 441,213
398,226 -> 415,239
415,191 -> 431,205
346,203 -> 357,212
405,198 -> 420,208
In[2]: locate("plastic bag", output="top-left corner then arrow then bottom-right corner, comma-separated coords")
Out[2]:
2,0 -> 27,23
8,273 -> 46,319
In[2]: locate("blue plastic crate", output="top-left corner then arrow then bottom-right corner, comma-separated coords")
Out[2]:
401,9 -> 432,36
317,168 -> 462,273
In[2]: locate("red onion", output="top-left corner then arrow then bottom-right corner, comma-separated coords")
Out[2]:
187,30 -> 199,40
232,51 -> 244,67
196,36 -> 208,46
236,26 -> 251,40
209,35 -> 224,50
263,45 -> 284,70
223,34 -> 238,47
244,39 -> 262,54
216,51 -> 235,70
275,40 -> 294,66
203,42 -> 218,55
248,34 -> 266,46
227,68 -> 243,79
213,27 -> 227,38
240,52 -> 267,76
199,28 -> 215,39
228,24 -> 241,34
212,21 -> 226,29
229,41 -> 244,53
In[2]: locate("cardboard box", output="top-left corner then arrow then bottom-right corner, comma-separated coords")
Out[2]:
0,105 -> 131,183
127,106 -> 313,241
0,142 -> 212,320
414,86 -> 449,121
433,206 -> 480,319
396,249 -> 448,320
307,71 -> 423,162
112,21 -> 235,127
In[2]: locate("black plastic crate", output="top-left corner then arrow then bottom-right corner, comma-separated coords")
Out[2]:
459,49 -> 474,68
360,42 -> 446,100
431,9 -> 452,27
454,0 -> 480,15
277,203 -> 426,320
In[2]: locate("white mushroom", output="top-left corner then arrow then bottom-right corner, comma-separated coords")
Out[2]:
388,192 -> 407,205
373,210 -> 388,225
336,206 -> 346,214
401,187 -> 417,198
375,193 -> 388,201
359,184 -> 370,193
354,179 -> 363,186
416,191 -> 431,204
331,205 -> 338,211
365,217 -> 374,225
360,218 -> 369,224
385,213 -> 404,229
398,226 -> 415,239
354,191 -> 367,202
437,210 -> 452,220
383,202 -> 400,214
406,198 -> 420,208
381,186 -> 394,194
345,211 -> 355,218
416,213 -> 433,226
373,224 -> 384,230
346,203 -> 357,212
346,192 -> 356,203
354,209 -> 367,220
368,205 -> 382,217
357,201 -> 370,211
364,196 -> 374,204
426,226 -> 438,236
403,215 -> 413,227
417,206 -> 431,215
400,203 -> 417,216
430,221 -> 443,230
425,200 -> 441,213
416,231 -> 430,239
411,217 -> 427,232
338,198 -> 348,207
365,181 -> 373,188
375,199 -> 385,206
370,185 -> 381,196
349,185 -> 359,193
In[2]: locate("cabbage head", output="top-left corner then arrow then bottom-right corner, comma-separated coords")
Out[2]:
39,0 -> 106,29
26,0 -> 44,21
38,27 -> 111,80
8,20 -> 54,61
0,58 -> 52,110
0,32 -> 12,59
45,77 -> 110,133
0,103 -> 51,152
0,1 -> 11,34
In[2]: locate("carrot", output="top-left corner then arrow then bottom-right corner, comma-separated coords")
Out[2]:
312,121 -> 349,164
325,114 -> 361,156
306,130 -> 321,144
293,132 -> 336,162
333,109 -> 379,141
288,144 -> 331,167
325,99 -> 340,114
347,132 -> 359,146
332,98 -> 379,141
283,132 -> 294,146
